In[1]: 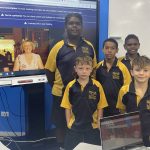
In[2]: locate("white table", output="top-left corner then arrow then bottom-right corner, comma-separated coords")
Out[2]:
73,143 -> 102,150
73,142 -> 150,150
0,142 -> 10,150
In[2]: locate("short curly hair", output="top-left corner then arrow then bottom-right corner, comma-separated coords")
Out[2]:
132,55 -> 150,69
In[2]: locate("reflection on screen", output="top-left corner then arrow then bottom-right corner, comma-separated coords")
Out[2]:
100,112 -> 143,150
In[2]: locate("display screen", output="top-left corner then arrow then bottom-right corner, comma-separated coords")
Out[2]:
100,111 -> 143,150
0,0 -> 97,86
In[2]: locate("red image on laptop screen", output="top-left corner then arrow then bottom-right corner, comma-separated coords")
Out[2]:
100,111 -> 143,150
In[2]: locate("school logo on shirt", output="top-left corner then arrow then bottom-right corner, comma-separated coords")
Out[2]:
146,100 -> 150,110
81,47 -> 89,54
89,91 -> 96,100
112,72 -> 120,80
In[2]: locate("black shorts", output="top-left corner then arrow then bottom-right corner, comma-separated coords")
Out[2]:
52,95 -> 66,129
64,128 -> 101,150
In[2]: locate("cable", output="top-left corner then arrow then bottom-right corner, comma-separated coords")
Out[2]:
7,136 -> 21,150
0,136 -> 56,150
0,136 -> 56,143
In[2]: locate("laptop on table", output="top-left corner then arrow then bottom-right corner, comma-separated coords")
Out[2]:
100,111 -> 144,150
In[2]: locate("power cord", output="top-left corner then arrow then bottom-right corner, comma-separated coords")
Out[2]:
0,136 -> 56,143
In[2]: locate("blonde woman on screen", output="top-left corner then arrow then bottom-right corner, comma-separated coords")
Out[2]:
13,40 -> 44,71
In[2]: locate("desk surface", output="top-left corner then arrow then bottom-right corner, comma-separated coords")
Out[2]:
73,143 -> 150,150
73,143 -> 102,150
0,142 -> 10,150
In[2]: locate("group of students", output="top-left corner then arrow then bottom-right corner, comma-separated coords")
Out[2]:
45,13 -> 150,150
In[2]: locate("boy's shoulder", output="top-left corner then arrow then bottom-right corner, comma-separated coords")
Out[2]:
67,79 -> 76,87
117,59 -> 129,69
118,56 -> 125,61
96,60 -> 104,69
91,78 -> 102,87
120,83 -> 130,91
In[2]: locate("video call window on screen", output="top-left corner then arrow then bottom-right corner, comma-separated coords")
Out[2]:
0,28 -> 50,72
0,0 -> 97,85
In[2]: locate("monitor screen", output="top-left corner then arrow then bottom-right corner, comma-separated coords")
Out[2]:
0,0 -> 97,86
100,111 -> 143,150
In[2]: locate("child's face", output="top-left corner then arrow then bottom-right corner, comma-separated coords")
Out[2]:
124,38 -> 140,55
74,62 -> 92,80
66,16 -> 82,38
103,41 -> 118,60
131,65 -> 150,83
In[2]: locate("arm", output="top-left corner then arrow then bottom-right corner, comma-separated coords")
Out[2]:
96,81 -> 108,129
97,108 -> 103,130
3,57 -> 9,72
3,67 -> 9,72
60,82 -> 72,127
93,49 -> 98,69
37,55 -> 44,69
45,69 -> 55,87
65,109 -> 72,126
91,45 -> 97,79
13,57 -> 20,71
45,42 -> 62,86
116,87 -> 126,112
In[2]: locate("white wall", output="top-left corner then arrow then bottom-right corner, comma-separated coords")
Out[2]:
109,0 -> 150,57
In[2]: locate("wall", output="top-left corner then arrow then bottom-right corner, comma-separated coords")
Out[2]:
109,0 -> 150,57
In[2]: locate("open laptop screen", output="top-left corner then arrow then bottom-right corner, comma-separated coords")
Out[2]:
100,111 -> 143,150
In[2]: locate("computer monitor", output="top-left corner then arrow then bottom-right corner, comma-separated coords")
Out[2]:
100,111 -> 143,150
0,0 -> 97,86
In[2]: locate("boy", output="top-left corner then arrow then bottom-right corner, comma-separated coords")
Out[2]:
119,34 -> 140,71
45,13 -> 97,148
61,55 -> 108,150
96,38 -> 131,117
116,56 -> 150,146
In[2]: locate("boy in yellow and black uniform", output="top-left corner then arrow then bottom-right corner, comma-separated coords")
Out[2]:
117,56 -> 150,146
96,38 -> 131,117
119,34 -> 140,72
45,13 -> 97,148
61,55 -> 108,150
45,37 -> 97,97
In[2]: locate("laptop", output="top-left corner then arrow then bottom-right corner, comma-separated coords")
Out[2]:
100,111 -> 144,150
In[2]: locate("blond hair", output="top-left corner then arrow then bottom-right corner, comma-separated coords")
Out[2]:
132,55 -> 150,69
75,55 -> 93,67
20,40 -> 35,52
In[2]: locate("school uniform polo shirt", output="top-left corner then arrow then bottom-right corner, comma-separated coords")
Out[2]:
96,58 -> 131,116
45,37 -> 97,97
117,80 -> 150,136
119,53 -> 140,71
61,78 -> 108,131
